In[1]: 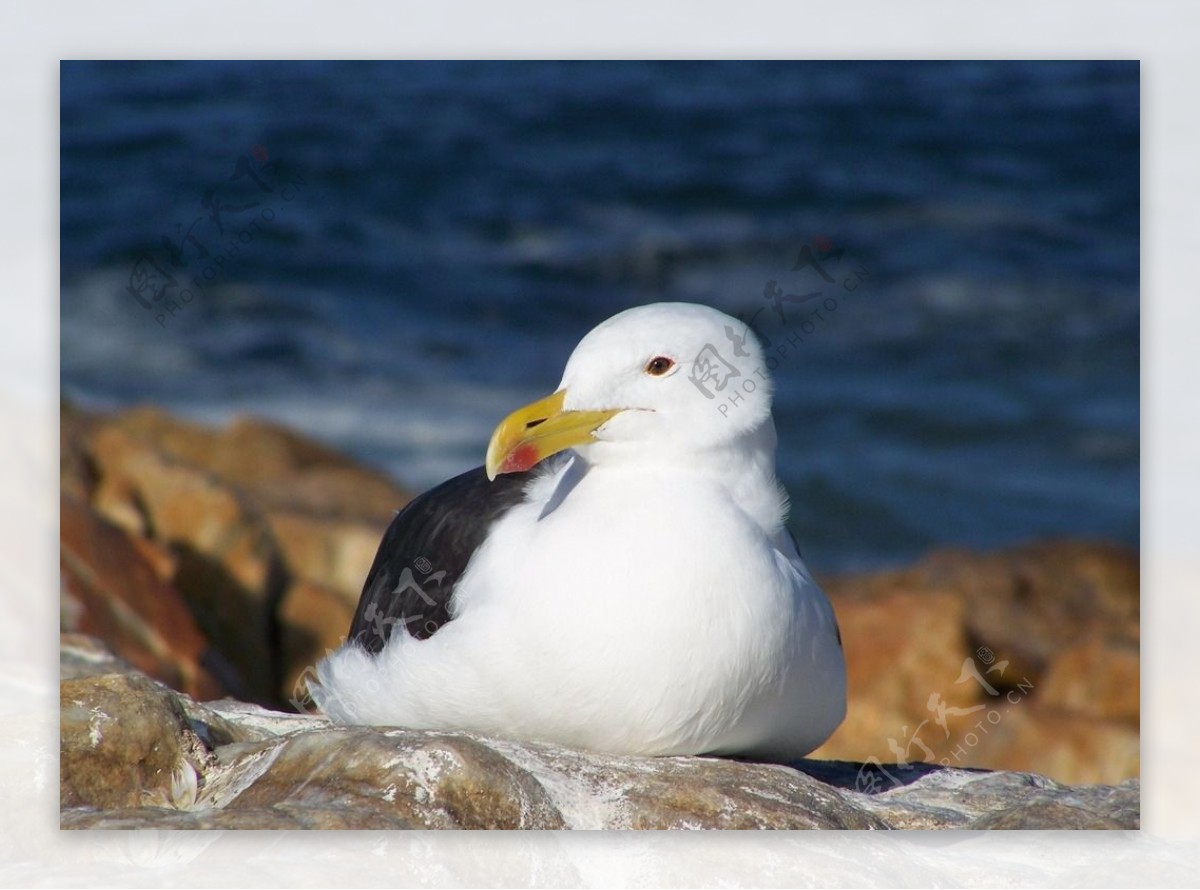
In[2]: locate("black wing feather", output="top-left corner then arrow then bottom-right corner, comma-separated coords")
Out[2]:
347,465 -> 532,653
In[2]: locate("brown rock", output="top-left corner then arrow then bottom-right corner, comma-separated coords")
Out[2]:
1038,637 -> 1140,723
60,399 -> 98,502
85,424 -> 286,703
102,407 -> 408,522
61,804 -> 419,829
812,588 -> 975,764
59,642 -> 1138,831
60,672 -> 208,810
822,541 -> 1138,681
615,757 -> 885,829
60,494 -> 224,700
971,789 -> 1138,830
69,404 -> 414,705
816,540 -> 1140,786
266,511 -> 384,602
228,729 -> 566,829
914,540 -> 1138,679
89,472 -> 149,539
961,702 -> 1140,786
277,579 -> 354,705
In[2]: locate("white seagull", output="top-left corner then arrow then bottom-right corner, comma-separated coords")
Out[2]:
312,303 -> 846,761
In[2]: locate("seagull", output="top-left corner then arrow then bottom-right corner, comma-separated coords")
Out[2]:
311,302 -> 846,761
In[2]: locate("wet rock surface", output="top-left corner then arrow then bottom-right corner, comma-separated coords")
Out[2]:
60,636 -> 1139,831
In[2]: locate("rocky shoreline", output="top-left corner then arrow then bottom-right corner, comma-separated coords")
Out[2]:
59,402 -> 1140,827
61,634 -> 1138,830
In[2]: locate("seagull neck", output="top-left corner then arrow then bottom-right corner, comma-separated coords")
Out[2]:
695,419 -> 786,532
574,418 -> 785,532
689,419 -> 779,481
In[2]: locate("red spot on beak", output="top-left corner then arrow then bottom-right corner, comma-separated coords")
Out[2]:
501,442 -> 541,475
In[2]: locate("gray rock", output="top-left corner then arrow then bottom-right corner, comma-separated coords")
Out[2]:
227,728 -> 566,829
59,631 -> 138,681
58,635 -> 1139,830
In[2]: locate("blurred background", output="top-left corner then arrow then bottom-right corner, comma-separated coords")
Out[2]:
60,60 -> 1139,574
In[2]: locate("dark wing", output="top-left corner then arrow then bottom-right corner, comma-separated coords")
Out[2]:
348,465 -> 532,654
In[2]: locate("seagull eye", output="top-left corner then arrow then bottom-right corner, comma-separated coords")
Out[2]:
645,356 -> 676,377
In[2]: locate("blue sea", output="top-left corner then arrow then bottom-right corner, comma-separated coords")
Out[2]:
59,61 -> 1139,572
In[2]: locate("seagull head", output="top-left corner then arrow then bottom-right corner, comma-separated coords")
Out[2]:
485,303 -> 774,480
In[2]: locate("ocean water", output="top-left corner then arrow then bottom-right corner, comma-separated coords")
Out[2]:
60,61 -> 1139,572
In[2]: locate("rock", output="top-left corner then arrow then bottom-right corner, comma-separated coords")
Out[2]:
60,672 -> 208,810
64,402 -> 412,705
266,511 -> 385,603
84,423 -> 286,703
277,579 -> 354,700
961,702 -> 1140,786
59,632 -> 138,681
62,806 -> 366,829
59,636 -> 1139,831
969,778 -> 1140,829
1038,637 -> 1140,722
60,494 -> 225,700
812,588 -> 974,764
60,399 -> 99,502
796,760 -> 1140,830
485,741 -> 885,829
815,540 -> 1140,787
99,407 -> 408,522
228,729 -> 566,829
883,541 -> 1137,680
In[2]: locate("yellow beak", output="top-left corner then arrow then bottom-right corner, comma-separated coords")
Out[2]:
485,390 -> 622,481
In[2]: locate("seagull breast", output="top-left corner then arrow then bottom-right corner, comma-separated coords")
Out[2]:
313,302 -> 846,761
